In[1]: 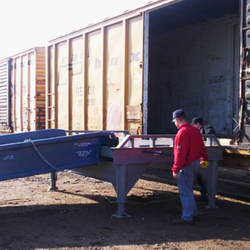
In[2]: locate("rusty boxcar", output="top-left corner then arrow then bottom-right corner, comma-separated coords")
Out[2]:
0,47 -> 46,132
46,0 -> 250,168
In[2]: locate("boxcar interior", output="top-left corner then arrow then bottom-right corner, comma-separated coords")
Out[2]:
147,0 -> 240,134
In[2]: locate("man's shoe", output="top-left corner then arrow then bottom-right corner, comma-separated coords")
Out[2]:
172,218 -> 194,225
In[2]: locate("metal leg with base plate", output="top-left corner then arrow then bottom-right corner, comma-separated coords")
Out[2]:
112,164 -> 131,218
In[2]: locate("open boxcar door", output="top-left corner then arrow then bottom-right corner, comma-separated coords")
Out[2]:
239,0 -> 250,150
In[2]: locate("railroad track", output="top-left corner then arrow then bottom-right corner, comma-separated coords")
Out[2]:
143,166 -> 250,201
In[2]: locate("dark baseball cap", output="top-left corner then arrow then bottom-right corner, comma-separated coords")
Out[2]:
172,109 -> 185,121
191,117 -> 203,125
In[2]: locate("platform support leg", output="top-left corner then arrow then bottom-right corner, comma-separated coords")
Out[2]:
48,172 -> 57,191
112,164 -> 131,218
206,161 -> 219,209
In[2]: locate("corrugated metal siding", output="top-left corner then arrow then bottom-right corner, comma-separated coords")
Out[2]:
47,16 -> 143,134
127,16 -> 143,135
35,48 -> 46,130
0,59 -> 11,131
11,47 -> 46,132
71,36 -> 84,130
46,46 -> 55,129
105,22 -> 124,131
87,30 -> 102,130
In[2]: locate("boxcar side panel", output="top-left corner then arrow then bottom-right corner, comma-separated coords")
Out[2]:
11,59 -> 16,132
57,42 -> 69,130
47,46 -> 55,129
0,58 -> 12,132
35,48 -> 46,130
15,57 -> 22,131
105,23 -> 124,131
8,48 -> 46,133
127,16 -> 143,135
29,52 -> 36,130
87,30 -> 103,130
71,36 -> 84,130
21,55 -> 28,131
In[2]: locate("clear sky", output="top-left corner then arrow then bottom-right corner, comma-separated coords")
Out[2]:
0,0 -> 150,60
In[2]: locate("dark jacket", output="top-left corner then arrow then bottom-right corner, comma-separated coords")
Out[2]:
200,124 -> 215,134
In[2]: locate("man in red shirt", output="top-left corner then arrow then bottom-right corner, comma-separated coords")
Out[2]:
172,109 -> 208,224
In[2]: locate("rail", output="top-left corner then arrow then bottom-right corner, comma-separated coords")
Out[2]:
117,134 -> 221,149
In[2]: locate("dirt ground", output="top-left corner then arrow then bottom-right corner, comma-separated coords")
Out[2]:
0,168 -> 249,250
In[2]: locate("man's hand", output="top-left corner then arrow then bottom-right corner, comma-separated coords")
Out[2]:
173,172 -> 178,179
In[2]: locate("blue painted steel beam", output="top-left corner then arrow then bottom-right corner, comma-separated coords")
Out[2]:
0,129 -> 113,181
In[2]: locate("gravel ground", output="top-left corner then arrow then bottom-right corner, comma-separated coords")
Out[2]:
0,167 -> 249,250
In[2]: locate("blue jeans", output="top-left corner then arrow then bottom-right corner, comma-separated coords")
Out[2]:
177,160 -> 200,221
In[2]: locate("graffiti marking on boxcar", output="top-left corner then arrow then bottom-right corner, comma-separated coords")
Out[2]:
88,98 -> 95,106
11,59 -> 34,70
107,102 -> 122,130
88,86 -> 95,95
130,52 -> 141,62
75,87 -> 83,96
92,51 -> 140,69
94,58 -> 101,69
87,85 -> 96,106
71,54 -> 78,62
110,57 -> 119,66
87,107 -> 104,130
208,75 -> 226,84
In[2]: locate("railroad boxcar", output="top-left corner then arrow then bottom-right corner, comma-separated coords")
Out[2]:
0,58 -> 12,132
0,47 -> 46,133
46,0 -> 250,168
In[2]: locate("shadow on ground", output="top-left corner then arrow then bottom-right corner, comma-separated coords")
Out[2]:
0,189 -> 249,250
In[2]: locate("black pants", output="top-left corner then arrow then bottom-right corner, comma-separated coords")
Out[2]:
196,174 -> 207,197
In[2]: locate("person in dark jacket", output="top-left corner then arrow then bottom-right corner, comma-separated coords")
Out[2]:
172,110 -> 208,224
191,117 -> 215,135
191,117 -> 216,202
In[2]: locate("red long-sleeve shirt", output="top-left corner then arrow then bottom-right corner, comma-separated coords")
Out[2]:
172,123 -> 208,174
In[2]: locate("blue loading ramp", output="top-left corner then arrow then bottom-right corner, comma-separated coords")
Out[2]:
0,130 -> 223,218
0,129 -> 113,181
